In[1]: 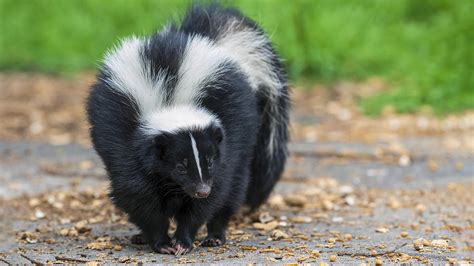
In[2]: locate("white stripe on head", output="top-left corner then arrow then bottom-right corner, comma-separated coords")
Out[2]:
189,133 -> 203,182
141,105 -> 219,135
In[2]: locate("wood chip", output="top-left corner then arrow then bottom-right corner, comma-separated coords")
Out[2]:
344,234 -> 352,241
284,194 -> 306,207
253,220 -> 278,231
259,248 -> 281,254
29,198 -> 41,207
289,216 -> 312,223
87,237 -> 114,250
297,256 -> 308,263
413,238 -> 426,251
310,250 -> 320,258
241,245 -> 257,251
267,194 -> 285,208
271,229 -> 289,240
375,256 -> 383,265
75,220 -> 91,234
431,239 -> 449,249
447,257 -> 457,264
19,231 -> 38,243
258,212 -> 274,223
118,256 -> 131,263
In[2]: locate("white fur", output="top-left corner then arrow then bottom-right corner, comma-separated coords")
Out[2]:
103,19 -> 283,155
103,37 -> 167,114
173,35 -> 229,105
216,20 -> 285,155
104,36 -> 221,135
141,105 -> 219,135
173,27 -> 284,106
216,19 -> 283,96
172,25 -> 283,155
189,133 -> 203,182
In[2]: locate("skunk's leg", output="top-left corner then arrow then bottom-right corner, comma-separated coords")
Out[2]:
201,205 -> 235,247
173,213 -> 205,255
133,214 -> 175,254
203,168 -> 249,247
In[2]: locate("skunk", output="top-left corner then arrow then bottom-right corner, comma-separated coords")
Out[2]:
86,4 -> 289,255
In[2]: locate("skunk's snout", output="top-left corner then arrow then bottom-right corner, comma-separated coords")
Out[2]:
194,183 -> 211,198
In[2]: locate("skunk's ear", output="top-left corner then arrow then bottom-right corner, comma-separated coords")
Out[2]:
153,133 -> 172,159
213,126 -> 224,144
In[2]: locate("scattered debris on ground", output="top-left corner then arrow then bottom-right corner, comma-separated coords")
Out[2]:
0,73 -> 472,264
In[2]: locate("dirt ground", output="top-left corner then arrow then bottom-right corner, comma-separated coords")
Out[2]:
0,73 -> 473,264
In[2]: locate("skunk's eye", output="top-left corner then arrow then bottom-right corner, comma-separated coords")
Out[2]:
206,157 -> 213,169
176,164 -> 187,174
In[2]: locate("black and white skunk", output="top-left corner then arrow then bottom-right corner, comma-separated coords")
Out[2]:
86,4 -> 289,255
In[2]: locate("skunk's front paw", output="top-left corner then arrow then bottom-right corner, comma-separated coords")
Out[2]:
154,243 -> 177,255
173,239 -> 193,256
150,238 -> 175,254
201,235 -> 225,247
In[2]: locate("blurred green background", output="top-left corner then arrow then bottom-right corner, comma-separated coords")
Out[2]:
1,0 -> 473,115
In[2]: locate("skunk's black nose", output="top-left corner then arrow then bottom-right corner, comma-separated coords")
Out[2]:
195,184 -> 211,198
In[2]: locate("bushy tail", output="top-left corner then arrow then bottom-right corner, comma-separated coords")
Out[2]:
246,85 -> 289,210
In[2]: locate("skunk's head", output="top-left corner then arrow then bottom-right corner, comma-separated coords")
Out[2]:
151,126 -> 223,199
138,106 -> 224,199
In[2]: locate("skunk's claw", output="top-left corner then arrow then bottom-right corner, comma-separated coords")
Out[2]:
157,245 -> 177,254
151,239 -> 175,255
173,241 -> 192,256
201,236 -> 225,247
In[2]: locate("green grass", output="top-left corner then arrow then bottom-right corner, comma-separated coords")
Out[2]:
1,0 -> 473,115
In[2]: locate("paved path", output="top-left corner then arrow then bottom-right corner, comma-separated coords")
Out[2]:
0,139 -> 473,264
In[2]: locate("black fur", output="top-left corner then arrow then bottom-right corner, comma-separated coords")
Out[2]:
181,3 -> 290,210
86,3 -> 289,255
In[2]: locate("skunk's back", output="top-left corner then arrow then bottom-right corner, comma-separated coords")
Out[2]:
179,4 -> 258,38
180,4 -> 290,209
